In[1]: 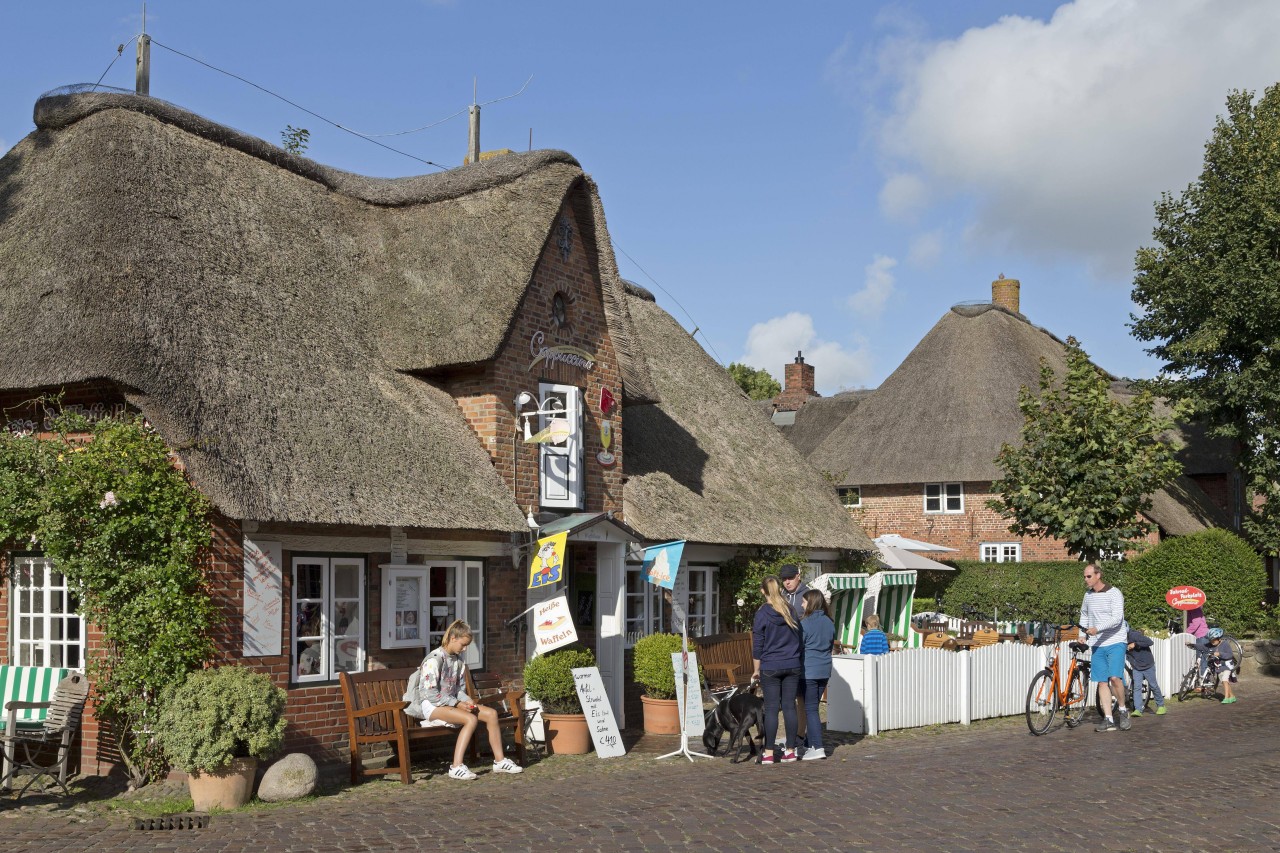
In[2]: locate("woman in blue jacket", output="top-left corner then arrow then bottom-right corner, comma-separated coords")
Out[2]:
751,576 -> 803,763
800,590 -> 835,760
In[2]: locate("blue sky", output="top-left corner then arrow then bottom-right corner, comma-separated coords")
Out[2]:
5,1 -> 1280,393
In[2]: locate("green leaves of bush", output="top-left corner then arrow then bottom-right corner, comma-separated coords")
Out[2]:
632,633 -> 701,699
155,666 -> 287,774
1124,529 -> 1265,635
522,645 -> 595,714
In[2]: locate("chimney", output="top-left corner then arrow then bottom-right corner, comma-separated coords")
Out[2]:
992,273 -> 1020,314
466,103 -> 481,166
774,351 -> 820,412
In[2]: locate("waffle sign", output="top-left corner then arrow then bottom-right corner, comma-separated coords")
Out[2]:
1165,586 -> 1206,611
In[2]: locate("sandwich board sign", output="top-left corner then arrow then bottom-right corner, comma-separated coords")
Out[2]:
671,652 -> 705,736
572,667 -> 625,757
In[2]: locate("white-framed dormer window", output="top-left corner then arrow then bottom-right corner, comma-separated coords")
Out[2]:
925,483 -> 963,513
538,382 -> 584,510
980,543 -> 1021,563
292,556 -> 365,684
380,561 -> 483,668
10,555 -> 83,670
837,486 -> 861,508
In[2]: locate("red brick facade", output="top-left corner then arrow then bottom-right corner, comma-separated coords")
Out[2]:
848,481 -> 1158,562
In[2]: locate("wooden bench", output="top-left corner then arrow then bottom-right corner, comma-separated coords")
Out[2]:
338,667 -> 525,785
694,632 -> 755,690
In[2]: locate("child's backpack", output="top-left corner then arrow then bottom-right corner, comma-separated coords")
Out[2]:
402,668 -> 425,718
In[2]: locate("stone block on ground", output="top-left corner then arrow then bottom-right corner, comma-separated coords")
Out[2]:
257,753 -> 318,802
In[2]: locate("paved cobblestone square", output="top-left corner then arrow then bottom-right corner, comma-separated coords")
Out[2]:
3,677 -> 1278,851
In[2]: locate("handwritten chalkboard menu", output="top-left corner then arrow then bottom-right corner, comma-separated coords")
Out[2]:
571,667 -> 625,758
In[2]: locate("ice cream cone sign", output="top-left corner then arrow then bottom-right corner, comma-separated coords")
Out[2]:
528,531 -> 568,589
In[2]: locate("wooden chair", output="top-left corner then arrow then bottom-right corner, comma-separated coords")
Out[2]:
1,672 -> 89,797
922,632 -> 956,651
970,627 -> 1001,649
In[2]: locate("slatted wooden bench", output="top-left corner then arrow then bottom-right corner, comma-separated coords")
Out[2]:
694,632 -> 756,690
338,667 -> 525,785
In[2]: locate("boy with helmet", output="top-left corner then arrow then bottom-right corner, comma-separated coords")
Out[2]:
1205,627 -> 1239,704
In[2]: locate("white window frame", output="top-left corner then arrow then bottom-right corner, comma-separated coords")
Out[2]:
538,382 -> 584,510
624,562 -> 719,645
9,555 -> 83,670
380,560 -> 484,668
837,486 -> 861,508
924,482 -> 964,514
292,556 -> 366,685
980,543 -> 1021,563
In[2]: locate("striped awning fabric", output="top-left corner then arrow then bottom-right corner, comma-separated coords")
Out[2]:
877,571 -> 916,586
816,574 -> 867,592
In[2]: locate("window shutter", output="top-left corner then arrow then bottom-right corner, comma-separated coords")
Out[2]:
539,383 -> 583,509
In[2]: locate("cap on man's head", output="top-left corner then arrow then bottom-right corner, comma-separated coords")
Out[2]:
779,564 -> 800,580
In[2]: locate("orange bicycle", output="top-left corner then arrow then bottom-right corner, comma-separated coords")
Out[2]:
1025,625 -> 1092,735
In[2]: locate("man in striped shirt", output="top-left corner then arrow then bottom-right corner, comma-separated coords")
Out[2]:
1080,563 -> 1130,732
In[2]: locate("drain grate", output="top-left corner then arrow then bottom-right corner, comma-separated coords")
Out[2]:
133,814 -> 210,831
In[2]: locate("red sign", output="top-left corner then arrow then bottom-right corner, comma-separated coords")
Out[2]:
1165,586 -> 1206,611
599,386 -> 616,415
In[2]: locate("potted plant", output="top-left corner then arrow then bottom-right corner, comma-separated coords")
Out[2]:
887,633 -> 907,651
154,665 -> 288,811
523,645 -> 596,755
632,633 -> 701,734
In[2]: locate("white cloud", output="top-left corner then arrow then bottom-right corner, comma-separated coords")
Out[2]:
848,255 -> 896,318
863,0 -> 1280,278
740,312 -> 873,394
878,172 -> 928,221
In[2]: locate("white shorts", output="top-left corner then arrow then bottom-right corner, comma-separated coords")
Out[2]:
420,700 -> 461,729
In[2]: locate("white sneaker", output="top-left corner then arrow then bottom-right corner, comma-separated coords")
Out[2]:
447,764 -> 477,781
801,747 -> 826,760
491,757 -> 523,774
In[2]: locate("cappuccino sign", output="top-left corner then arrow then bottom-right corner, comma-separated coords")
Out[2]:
528,330 -> 597,372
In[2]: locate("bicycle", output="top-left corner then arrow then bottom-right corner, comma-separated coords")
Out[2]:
1176,636 -> 1244,702
1025,626 -> 1092,735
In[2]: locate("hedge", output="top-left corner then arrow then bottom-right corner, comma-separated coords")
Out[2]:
935,561 -> 1122,625
1123,529 -> 1265,635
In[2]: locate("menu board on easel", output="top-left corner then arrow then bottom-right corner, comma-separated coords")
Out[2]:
572,666 -> 625,757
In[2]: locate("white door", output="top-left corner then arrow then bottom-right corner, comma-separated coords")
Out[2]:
538,383 -> 583,509
596,541 -> 626,727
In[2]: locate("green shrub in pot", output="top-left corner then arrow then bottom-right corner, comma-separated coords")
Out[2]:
632,633 -> 702,699
155,665 -> 288,774
522,645 -> 596,714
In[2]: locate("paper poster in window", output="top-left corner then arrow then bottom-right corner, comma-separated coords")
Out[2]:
395,576 -> 421,641
242,539 -> 283,657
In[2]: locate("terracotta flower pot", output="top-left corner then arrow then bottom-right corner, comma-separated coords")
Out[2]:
542,712 -> 592,755
640,695 -> 682,735
187,756 -> 258,812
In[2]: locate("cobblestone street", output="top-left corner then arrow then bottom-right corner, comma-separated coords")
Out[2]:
4,677 -> 1278,852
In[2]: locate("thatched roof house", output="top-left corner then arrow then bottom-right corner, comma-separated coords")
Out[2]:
622,282 -> 873,551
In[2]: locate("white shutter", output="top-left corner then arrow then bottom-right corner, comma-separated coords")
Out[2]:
462,560 -> 484,668
539,383 -> 583,509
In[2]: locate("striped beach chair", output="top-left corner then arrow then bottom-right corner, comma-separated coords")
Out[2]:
0,665 -> 74,791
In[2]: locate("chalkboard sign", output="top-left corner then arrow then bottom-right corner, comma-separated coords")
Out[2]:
572,667 -> 626,758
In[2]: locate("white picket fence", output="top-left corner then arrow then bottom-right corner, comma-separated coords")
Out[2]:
828,634 -> 1199,735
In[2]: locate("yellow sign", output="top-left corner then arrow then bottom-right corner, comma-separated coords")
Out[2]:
528,531 -> 568,589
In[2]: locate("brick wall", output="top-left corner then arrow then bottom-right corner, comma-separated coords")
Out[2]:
849,481 -> 1158,561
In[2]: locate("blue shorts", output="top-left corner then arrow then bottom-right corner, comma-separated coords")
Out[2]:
1090,642 -> 1127,683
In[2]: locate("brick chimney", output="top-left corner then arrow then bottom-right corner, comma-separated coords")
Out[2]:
774,351 -> 820,412
992,274 -> 1020,314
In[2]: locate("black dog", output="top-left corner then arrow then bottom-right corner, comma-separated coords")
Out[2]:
703,689 -> 764,763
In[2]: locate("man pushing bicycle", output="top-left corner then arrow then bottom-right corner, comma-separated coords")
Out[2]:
1080,563 -> 1131,732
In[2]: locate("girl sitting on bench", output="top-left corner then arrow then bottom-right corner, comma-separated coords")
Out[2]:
418,620 -> 524,780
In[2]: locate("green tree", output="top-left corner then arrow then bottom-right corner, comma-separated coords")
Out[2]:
1131,85 -> 1280,557
988,337 -> 1182,563
726,362 -> 781,401
280,124 -> 310,154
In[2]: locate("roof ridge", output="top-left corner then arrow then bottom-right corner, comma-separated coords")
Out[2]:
33,89 -> 581,207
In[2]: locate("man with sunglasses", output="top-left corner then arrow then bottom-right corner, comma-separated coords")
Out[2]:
1081,563 -> 1130,732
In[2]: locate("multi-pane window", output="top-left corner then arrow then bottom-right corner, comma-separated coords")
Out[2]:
10,555 -> 82,669
837,486 -> 861,508
381,561 -> 483,668
924,482 -> 963,513
685,566 -> 720,638
980,543 -> 1021,563
624,563 -> 719,645
293,556 -> 365,684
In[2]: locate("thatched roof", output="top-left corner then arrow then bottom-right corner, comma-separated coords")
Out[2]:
0,91 -> 658,530
781,391 -> 872,461
1145,475 -> 1233,536
805,303 -> 1074,485
621,283 -> 874,551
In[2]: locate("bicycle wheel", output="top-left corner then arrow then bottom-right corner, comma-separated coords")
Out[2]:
1063,667 -> 1089,727
1025,670 -> 1058,735
1228,638 -> 1245,680
1177,668 -> 1197,702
